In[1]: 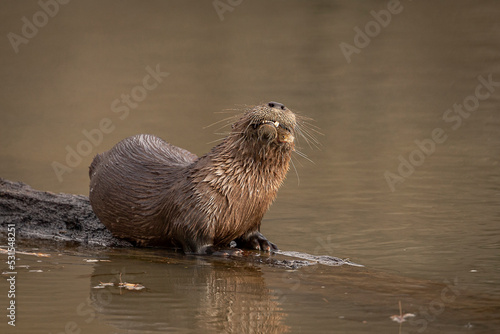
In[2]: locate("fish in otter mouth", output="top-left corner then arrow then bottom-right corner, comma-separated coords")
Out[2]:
89,101 -> 307,254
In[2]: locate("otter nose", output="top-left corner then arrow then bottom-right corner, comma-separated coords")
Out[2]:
268,101 -> 286,110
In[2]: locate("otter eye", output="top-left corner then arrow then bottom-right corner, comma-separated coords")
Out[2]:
268,102 -> 275,108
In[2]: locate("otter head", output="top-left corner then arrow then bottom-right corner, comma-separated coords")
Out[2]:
235,101 -> 296,151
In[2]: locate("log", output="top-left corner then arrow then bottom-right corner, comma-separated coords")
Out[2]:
0,178 -> 131,247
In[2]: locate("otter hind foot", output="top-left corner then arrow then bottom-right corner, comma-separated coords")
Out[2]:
236,231 -> 278,252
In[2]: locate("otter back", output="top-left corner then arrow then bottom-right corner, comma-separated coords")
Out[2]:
89,134 -> 197,247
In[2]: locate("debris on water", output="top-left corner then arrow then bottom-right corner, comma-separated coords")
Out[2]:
390,300 -> 415,324
390,313 -> 415,323
100,282 -> 114,286
0,248 -> 51,257
274,250 -> 364,267
118,272 -> 145,290
93,281 -> 145,290
119,282 -> 146,291
94,282 -> 115,289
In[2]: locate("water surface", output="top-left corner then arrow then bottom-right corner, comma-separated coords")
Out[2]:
1,1 -> 499,333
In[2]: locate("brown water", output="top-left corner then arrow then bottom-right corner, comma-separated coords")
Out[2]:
1,1 -> 500,333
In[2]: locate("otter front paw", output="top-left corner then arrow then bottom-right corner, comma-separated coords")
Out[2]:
236,231 -> 278,252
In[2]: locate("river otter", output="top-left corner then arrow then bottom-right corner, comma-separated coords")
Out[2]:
89,102 -> 297,254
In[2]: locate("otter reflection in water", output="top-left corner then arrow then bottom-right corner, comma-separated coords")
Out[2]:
89,102 -> 315,254
89,254 -> 289,333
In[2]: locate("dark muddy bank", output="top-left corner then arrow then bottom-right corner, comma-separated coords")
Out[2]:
0,178 -> 131,247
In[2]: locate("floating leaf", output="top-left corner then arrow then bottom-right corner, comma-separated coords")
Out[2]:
118,282 -> 145,291
0,249 -> 50,257
390,313 -> 415,323
390,300 -> 415,323
93,282 -> 115,289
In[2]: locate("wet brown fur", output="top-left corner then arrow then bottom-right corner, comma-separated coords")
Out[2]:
89,102 -> 297,254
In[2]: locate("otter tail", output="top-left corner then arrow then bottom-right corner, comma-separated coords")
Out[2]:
89,154 -> 102,179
